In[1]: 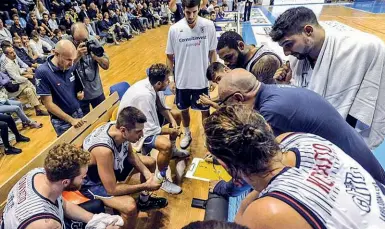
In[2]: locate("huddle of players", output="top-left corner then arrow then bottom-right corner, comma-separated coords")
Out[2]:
3,2 -> 385,229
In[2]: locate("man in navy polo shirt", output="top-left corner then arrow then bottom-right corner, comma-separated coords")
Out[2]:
211,68 -> 385,198
36,40 -> 85,136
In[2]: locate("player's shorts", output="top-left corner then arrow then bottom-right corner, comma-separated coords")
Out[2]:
142,110 -> 170,155
80,159 -> 134,199
176,88 -> 210,111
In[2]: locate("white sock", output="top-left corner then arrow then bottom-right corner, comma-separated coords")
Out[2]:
140,191 -> 149,202
184,127 -> 191,135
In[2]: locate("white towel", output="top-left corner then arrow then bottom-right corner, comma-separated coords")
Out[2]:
291,27 -> 385,149
85,213 -> 124,229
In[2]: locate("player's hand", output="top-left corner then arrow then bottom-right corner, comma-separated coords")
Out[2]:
209,82 -> 216,92
169,81 -> 176,94
198,94 -> 213,106
70,118 -> 86,128
145,174 -> 162,191
273,61 -> 292,84
77,42 -> 88,58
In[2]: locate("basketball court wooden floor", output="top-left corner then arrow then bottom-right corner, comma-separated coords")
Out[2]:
0,4 -> 384,228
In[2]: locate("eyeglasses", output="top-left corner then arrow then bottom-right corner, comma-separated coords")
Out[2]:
218,91 -> 241,106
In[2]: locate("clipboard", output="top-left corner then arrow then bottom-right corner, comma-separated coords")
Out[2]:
185,158 -> 232,182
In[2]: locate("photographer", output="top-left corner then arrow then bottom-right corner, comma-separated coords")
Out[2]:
69,22 -> 109,115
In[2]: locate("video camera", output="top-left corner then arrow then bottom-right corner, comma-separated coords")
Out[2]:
85,40 -> 104,57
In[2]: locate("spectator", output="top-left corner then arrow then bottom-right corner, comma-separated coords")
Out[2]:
132,7 -> 150,30
26,12 -> 42,36
37,26 -> 56,48
36,40 -> 85,136
21,34 -> 43,64
88,2 -> 99,20
96,12 -> 120,45
0,19 -> 12,45
0,46 -> 48,117
60,13 -> 74,34
0,113 -> 29,155
214,6 -> 224,19
40,12 -> 53,35
141,3 -> 156,29
13,36 -> 38,68
78,4 -> 89,22
69,8 -> 79,22
207,0 -> 217,12
51,28 -> 62,44
34,0 -> 49,20
0,83 -> 42,129
48,12 -> 59,31
126,7 -> 145,32
84,18 -> 100,41
70,23 -> 109,115
29,30 -> 52,60
116,9 -> 136,36
51,0 -> 65,19
10,15 -> 26,38
0,40 -> 29,70
1,46 -> 35,85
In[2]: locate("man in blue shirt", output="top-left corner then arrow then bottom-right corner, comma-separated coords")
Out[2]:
211,68 -> 385,196
36,40 -> 85,136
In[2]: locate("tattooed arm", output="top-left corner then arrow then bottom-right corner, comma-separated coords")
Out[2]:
250,54 -> 282,84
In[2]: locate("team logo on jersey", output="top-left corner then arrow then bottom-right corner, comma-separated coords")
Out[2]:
200,26 -> 205,33
345,167 -> 372,213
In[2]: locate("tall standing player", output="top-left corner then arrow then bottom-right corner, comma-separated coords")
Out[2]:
166,0 -> 217,149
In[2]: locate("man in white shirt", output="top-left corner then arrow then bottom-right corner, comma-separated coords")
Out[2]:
166,0 -> 217,149
29,30 -> 52,60
0,19 -> 12,44
118,64 -> 190,194
1,46 -> 34,83
48,12 -> 59,31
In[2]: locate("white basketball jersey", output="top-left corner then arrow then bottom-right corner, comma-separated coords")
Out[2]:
2,168 -> 65,229
259,133 -> 385,229
245,45 -> 282,72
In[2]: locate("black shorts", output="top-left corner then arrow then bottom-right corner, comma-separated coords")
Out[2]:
176,88 -> 210,111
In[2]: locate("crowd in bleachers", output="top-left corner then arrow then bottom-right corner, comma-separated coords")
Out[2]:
0,0 -> 175,155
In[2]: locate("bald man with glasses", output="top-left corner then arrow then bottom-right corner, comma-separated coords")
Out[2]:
207,68 -> 385,199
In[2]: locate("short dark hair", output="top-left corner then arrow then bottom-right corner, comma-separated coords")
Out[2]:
51,12 -> 56,16
214,6 -> 220,9
53,29 -> 61,35
217,31 -> 243,51
269,6 -> 319,42
2,46 -> 12,55
1,40 -> 12,49
210,11 -> 216,16
204,105 -> 280,178
148,63 -> 171,85
182,220 -> 248,229
116,106 -> 147,130
12,14 -> 19,20
199,10 -> 210,17
42,12 -> 49,17
206,62 -> 225,81
182,0 -> 200,9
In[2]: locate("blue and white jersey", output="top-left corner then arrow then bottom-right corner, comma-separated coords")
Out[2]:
260,133 -> 385,229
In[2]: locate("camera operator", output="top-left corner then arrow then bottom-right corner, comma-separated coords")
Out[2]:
68,22 -> 109,115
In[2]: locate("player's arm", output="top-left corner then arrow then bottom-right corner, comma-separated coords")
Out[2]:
236,196 -> 312,229
126,144 -> 152,180
63,199 -> 94,223
41,95 -> 85,128
93,146 -> 149,196
251,54 -> 281,84
25,218 -> 62,229
209,50 -> 217,64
